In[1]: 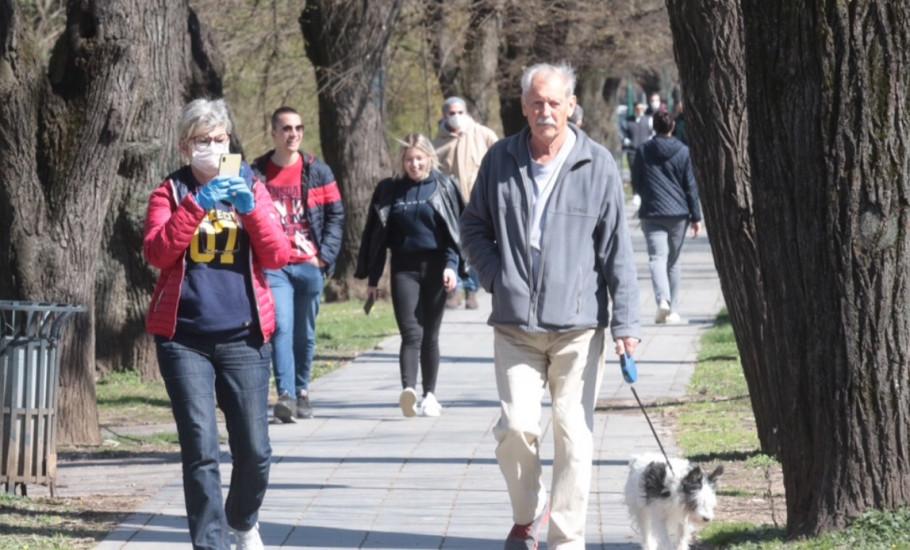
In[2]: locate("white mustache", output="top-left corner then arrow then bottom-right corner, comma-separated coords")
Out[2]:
535,116 -> 557,127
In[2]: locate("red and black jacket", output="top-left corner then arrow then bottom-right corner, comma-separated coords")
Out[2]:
252,151 -> 345,275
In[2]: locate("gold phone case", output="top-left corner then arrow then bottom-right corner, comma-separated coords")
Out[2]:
218,153 -> 242,177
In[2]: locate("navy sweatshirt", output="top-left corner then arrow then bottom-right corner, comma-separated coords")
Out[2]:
175,176 -> 258,341
370,176 -> 458,285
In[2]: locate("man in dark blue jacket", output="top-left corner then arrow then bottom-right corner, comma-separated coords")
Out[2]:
253,106 -> 345,421
631,110 -> 702,324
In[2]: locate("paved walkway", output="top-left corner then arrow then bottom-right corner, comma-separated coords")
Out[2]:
95,213 -> 723,549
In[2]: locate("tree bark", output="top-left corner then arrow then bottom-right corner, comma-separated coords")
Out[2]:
458,0 -> 501,125
300,0 -> 403,300
94,7 -> 224,380
741,1 -> 910,535
665,0 -> 779,456
669,0 -> 910,536
0,0 -> 225,443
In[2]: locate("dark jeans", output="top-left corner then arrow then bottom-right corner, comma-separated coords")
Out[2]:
156,336 -> 272,550
390,251 -> 447,396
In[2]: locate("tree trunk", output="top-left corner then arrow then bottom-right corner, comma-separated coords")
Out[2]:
665,0 -> 779,457
459,0 -> 502,125
742,1 -> 910,535
575,67 -> 621,150
670,0 -> 910,536
300,0 -> 403,300
94,8 -> 225,380
0,0 -> 225,443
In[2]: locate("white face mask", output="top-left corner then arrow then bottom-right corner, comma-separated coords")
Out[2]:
191,142 -> 230,176
448,113 -> 469,131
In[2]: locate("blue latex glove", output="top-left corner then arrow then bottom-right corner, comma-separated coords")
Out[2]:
227,179 -> 255,214
620,353 -> 638,384
195,176 -> 234,210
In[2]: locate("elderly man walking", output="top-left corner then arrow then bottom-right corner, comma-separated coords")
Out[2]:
434,96 -> 498,309
460,63 -> 640,550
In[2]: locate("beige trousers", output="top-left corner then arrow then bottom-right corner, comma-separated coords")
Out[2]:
493,325 -> 605,550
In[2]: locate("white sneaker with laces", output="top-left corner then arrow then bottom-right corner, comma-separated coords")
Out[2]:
655,300 -> 671,323
399,387 -> 418,417
665,312 -> 683,324
420,392 -> 442,417
233,522 -> 264,550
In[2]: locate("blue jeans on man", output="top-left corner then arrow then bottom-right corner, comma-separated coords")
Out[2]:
156,336 -> 272,550
266,262 -> 324,398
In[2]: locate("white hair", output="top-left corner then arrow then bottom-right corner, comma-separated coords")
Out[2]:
178,98 -> 232,143
442,96 -> 467,114
520,62 -> 576,99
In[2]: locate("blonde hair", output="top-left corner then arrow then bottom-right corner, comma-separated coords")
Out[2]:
397,133 -> 439,178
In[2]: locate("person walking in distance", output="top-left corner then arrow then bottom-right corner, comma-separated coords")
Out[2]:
433,96 -> 498,310
631,109 -> 701,324
356,134 -> 467,418
460,63 -> 640,550
252,106 -> 345,421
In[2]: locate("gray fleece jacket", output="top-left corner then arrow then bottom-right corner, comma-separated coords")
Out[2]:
460,126 -> 640,339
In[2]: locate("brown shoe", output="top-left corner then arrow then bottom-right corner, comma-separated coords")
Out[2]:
445,289 -> 462,309
465,291 -> 479,310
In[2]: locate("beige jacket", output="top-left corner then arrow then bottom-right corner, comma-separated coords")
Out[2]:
434,120 -> 498,201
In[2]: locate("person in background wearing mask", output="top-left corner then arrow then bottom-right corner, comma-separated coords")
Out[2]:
621,102 -> 653,206
144,98 -> 290,550
645,92 -> 665,115
433,96 -> 498,310
252,107 -> 345,422
355,134 -> 466,418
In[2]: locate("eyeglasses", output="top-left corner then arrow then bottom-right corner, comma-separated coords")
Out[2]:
279,124 -> 304,134
190,133 -> 230,149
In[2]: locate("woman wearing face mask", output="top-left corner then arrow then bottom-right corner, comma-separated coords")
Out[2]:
143,98 -> 290,550
355,133 -> 466,418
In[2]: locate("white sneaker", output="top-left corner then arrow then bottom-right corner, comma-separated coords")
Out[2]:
655,300 -> 671,323
399,387 -> 418,417
665,312 -> 683,324
233,523 -> 264,550
420,392 -> 442,417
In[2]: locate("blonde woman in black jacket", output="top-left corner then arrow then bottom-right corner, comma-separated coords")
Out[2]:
355,133 -> 466,418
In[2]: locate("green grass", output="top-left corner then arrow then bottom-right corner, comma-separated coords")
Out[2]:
701,508 -> 910,549
683,311 -> 910,548
0,494 -> 114,550
676,311 -> 759,459
95,298 -> 398,428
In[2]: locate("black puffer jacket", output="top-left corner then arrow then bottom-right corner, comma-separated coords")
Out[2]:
354,170 -> 468,282
631,136 -> 701,222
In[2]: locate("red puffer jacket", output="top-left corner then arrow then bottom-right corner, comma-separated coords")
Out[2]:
144,167 -> 291,341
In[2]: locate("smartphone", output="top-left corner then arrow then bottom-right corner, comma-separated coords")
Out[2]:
218,153 -> 242,178
363,294 -> 376,315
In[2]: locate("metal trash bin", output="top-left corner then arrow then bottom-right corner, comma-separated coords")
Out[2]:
0,300 -> 84,496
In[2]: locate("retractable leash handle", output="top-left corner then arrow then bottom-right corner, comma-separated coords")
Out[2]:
620,352 -> 638,384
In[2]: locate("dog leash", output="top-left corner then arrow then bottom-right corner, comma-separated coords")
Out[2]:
621,353 -> 676,475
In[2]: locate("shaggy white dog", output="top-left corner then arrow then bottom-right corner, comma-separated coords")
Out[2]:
624,453 -> 724,550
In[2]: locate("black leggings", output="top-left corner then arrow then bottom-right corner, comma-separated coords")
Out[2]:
390,251 -> 447,396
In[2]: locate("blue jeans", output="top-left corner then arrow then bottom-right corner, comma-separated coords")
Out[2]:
156,336 -> 272,550
457,267 -> 479,293
266,263 -> 324,396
